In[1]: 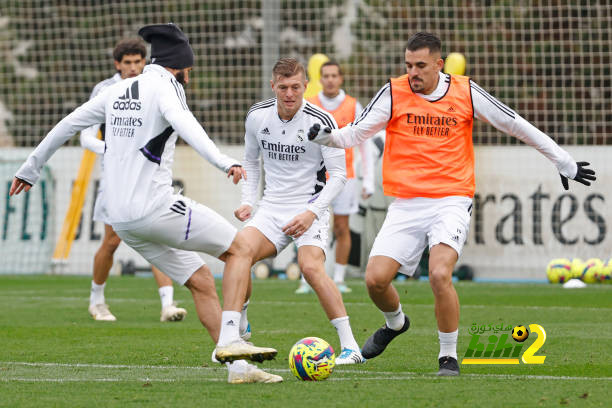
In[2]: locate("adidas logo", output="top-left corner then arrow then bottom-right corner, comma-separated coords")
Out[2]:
261,127 -> 270,135
448,106 -> 455,112
226,320 -> 236,326
313,234 -> 322,241
113,81 -> 141,110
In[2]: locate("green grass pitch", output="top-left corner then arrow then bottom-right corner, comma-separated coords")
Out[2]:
0,275 -> 610,407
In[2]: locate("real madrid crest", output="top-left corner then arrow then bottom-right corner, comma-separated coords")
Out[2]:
297,129 -> 304,142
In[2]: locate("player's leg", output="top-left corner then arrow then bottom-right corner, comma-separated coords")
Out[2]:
89,224 -> 121,321
361,201 -> 430,359
361,255 -> 410,359
239,273 -> 252,340
215,225 -> 278,362
330,178 -> 359,293
183,263 -> 279,383
429,244 -> 460,376
332,214 -> 352,293
115,228 -> 281,383
297,245 -> 364,364
427,196 -> 472,376
152,265 -> 187,322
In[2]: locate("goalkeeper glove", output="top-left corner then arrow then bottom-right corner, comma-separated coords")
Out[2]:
307,123 -> 331,141
560,161 -> 596,190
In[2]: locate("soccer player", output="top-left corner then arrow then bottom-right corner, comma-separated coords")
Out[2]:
297,60 -> 374,294
80,38 -> 187,323
233,58 -> 365,365
308,32 -> 595,375
10,23 -> 280,384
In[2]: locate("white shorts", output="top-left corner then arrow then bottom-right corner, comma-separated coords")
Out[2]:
114,195 -> 237,285
331,177 -> 359,215
245,203 -> 330,255
370,196 -> 472,276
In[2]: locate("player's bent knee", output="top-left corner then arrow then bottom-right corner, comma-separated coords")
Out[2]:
299,264 -> 323,281
365,273 -> 389,293
101,236 -> 121,253
429,266 -> 453,290
185,267 -> 216,294
225,235 -> 256,261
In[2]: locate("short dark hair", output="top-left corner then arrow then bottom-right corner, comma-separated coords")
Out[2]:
113,38 -> 147,62
320,60 -> 343,76
406,32 -> 441,54
272,58 -> 306,81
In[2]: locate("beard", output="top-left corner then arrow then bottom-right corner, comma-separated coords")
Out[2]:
175,70 -> 187,86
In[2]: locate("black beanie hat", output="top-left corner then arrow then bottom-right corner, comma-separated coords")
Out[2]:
138,23 -> 194,69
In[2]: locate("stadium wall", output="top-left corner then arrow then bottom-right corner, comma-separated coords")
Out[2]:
1,145 -> 609,280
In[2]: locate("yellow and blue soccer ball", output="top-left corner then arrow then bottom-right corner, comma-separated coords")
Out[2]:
601,259 -> 612,284
512,325 -> 529,342
570,258 -> 584,279
594,259 -> 611,283
581,258 -> 603,284
289,337 -> 335,381
546,258 -> 571,283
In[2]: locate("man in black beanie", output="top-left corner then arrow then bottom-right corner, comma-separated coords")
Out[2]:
11,22 -> 282,384
138,23 -> 194,85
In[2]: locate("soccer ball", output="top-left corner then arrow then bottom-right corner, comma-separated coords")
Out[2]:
594,259 -> 611,283
512,325 -> 529,342
289,337 -> 335,381
581,258 -> 603,284
546,258 -> 571,283
570,258 -> 585,279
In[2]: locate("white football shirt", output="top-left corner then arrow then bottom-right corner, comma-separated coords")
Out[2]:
16,64 -> 239,230
241,98 -> 346,219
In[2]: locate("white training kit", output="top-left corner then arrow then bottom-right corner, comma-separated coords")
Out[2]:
16,64 -> 241,283
241,99 -> 346,251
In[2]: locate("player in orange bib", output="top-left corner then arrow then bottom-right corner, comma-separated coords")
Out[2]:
299,61 -> 374,294
308,32 -> 595,375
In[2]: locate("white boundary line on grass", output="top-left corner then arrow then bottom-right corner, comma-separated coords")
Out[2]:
2,362 -> 611,382
3,294 -> 611,312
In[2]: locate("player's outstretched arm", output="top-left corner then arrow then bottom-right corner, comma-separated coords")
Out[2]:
308,83 -> 391,148
559,161 -> 596,190
470,80 -> 597,190
15,92 -> 107,187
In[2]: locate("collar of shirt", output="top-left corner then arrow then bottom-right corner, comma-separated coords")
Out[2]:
416,71 -> 450,102
275,98 -> 306,123
112,72 -> 122,83
143,63 -> 176,80
317,89 -> 346,111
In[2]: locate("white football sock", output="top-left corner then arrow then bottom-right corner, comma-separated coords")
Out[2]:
383,304 -> 405,331
158,285 -> 173,308
217,311 -> 241,347
240,300 -> 249,333
90,281 -> 106,306
330,316 -> 359,352
438,329 -> 458,360
227,359 -> 248,373
300,275 -> 308,285
333,263 -> 347,284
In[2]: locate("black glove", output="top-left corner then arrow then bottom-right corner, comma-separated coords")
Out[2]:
560,161 -> 596,190
307,123 -> 331,141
